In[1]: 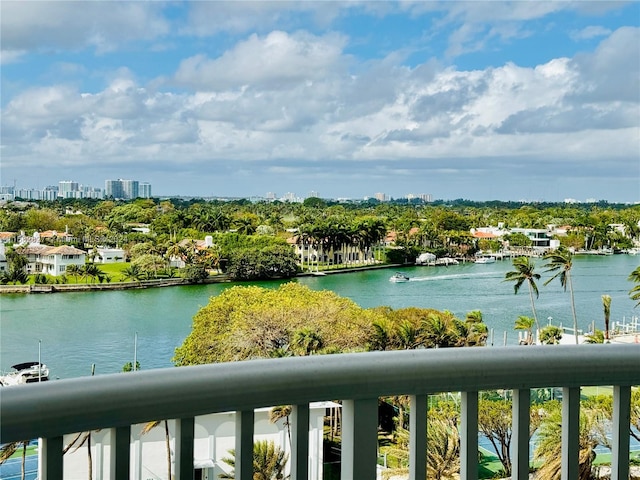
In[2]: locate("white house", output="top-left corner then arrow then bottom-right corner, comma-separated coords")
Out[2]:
96,247 -> 126,264
59,402 -> 336,480
20,244 -> 86,276
0,242 -> 7,273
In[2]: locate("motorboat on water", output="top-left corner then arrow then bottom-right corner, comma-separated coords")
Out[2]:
0,362 -> 49,386
475,256 -> 496,264
389,272 -> 410,283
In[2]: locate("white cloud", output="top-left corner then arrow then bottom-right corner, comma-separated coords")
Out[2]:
174,31 -> 348,91
0,49 -> 26,65
0,1 -> 169,53
570,25 -> 612,40
1,13 -> 637,200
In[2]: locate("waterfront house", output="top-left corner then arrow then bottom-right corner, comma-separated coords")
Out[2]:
0,242 -> 6,273
0,231 -> 17,244
96,247 -> 126,264
19,244 -> 86,276
37,229 -> 76,244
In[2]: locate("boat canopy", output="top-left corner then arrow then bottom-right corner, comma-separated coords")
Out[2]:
11,362 -> 43,370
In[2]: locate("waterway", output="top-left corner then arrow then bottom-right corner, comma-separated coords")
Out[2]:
1,254 -> 638,380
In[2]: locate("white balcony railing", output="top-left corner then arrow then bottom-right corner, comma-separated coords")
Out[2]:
1,344 -> 639,480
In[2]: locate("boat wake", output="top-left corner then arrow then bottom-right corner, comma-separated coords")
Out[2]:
409,271 -> 498,282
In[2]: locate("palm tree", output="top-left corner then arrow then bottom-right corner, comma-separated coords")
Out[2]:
291,328 -> 324,356
514,315 -> 536,345
269,405 -> 292,446
534,406 -> 608,480
584,329 -> 605,344
420,314 -> 456,348
628,265 -> 640,307
544,248 -> 579,344
504,256 -> 541,334
121,264 -> 142,283
63,431 -> 95,480
141,420 -> 172,480
219,439 -> 290,480
0,441 -> 29,480
66,263 -> 81,283
539,325 -> 563,345
426,417 -> 460,479
601,294 -> 611,341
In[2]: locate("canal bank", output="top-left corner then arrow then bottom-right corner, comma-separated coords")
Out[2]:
1,255 -> 637,379
0,262 -> 404,294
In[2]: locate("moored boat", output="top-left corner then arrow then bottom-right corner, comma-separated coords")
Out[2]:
475,256 -> 496,264
0,362 -> 49,386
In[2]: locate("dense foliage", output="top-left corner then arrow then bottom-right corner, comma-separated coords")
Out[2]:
173,283 -> 488,365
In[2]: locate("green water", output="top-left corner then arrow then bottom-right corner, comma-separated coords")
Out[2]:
1,254 -> 638,379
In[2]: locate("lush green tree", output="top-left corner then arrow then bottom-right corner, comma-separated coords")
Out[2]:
584,329 -> 605,344
504,232 -> 532,247
183,264 -> 209,283
632,388 -> 640,442
173,283 -> 380,365
514,315 -> 536,345
122,361 -> 140,372
504,256 -> 541,333
629,265 -> 640,307
23,207 -> 60,233
539,325 -> 563,345
132,254 -> 167,279
291,327 -> 324,356
478,399 -> 512,476
544,248 -> 578,344
220,440 -> 290,480
534,403 -> 608,480
226,246 -> 299,281
120,264 -> 143,283
0,247 -> 29,284
426,417 -> 460,479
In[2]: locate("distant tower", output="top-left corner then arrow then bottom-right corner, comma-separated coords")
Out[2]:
139,182 -> 152,199
58,181 -> 79,199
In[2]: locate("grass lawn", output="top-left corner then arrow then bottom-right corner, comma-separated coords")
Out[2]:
97,262 -> 129,278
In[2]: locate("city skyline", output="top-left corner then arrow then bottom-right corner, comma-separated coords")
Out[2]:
1,2 -> 639,203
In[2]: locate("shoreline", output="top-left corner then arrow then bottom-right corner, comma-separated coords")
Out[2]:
0,262 -> 405,294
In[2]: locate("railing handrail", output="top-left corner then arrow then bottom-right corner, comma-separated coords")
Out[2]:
1,344 -> 639,442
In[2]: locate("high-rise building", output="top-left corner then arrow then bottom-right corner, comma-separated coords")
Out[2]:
16,189 -> 41,200
58,181 -> 79,199
374,192 -> 388,202
105,179 -> 150,199
122,180 -> 139,199
139,182 -> 152,199
42,187 -> 59,201
105,180 -> 125,199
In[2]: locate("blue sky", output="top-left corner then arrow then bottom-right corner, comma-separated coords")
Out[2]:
1,1 -> 639,202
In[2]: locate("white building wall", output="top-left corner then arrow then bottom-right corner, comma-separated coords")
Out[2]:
59,403 -> 331,480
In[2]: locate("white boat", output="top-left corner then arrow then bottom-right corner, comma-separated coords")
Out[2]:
0,362 -> 49,386
389,272 -> 410,283
434,257 -> 459,266
475,256 -> 496,264
415,252 -> 437,265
